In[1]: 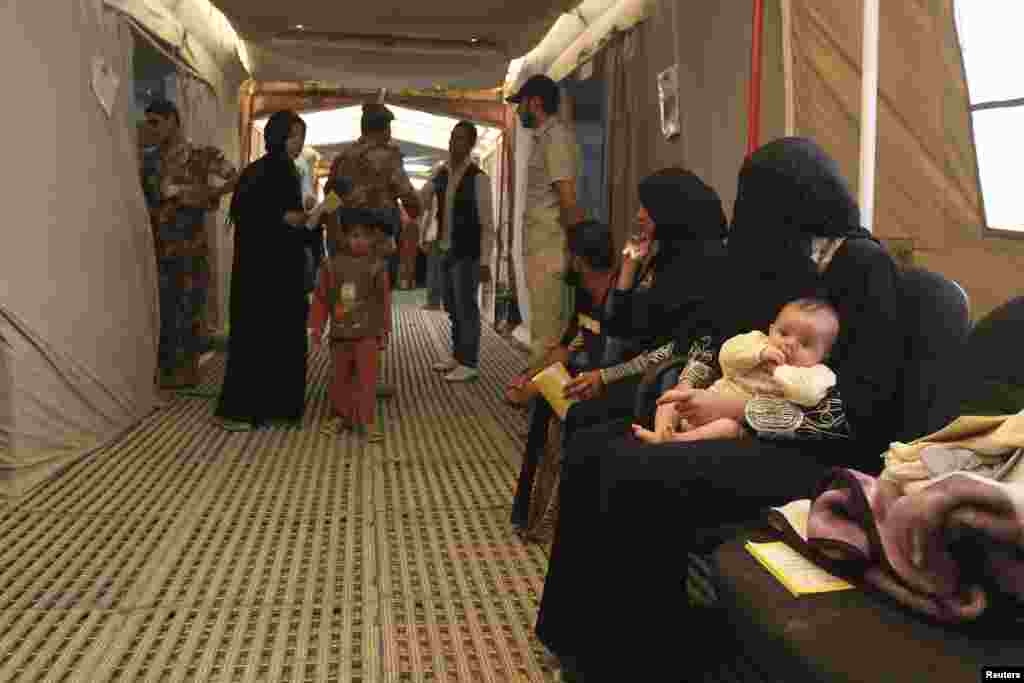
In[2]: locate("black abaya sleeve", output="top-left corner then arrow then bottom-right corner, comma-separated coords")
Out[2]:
825,239 -> 904,463
230,157 -> 303,229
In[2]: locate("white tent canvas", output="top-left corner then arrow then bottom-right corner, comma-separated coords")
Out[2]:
0,2 -> 161,497
0,1 -> 246,498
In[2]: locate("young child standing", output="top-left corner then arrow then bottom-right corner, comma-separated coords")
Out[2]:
310,220 -> 392,442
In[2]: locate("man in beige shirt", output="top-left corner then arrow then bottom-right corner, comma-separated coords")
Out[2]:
507,75 -> 585,372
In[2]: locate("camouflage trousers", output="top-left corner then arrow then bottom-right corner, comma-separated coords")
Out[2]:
524,208 -> 572,371
156,213 -> 211,384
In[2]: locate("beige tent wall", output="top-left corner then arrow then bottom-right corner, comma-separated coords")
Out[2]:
789,0 -> 1023,319
598,0 -> 786,245
0,2 -> 160,497
113,0 -> 250,334
0,1 -> 247,498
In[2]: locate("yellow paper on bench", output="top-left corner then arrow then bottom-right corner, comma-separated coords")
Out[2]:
532,362 -> 578,421
745,541 -> 854,597
321,191 -> 342,214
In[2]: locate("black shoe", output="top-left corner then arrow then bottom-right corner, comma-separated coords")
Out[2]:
559,656 -> 583,683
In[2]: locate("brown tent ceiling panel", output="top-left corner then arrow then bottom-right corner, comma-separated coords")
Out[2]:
211,0 -> 579,87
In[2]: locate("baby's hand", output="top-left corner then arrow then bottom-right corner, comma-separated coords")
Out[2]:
760,346 -> 786,367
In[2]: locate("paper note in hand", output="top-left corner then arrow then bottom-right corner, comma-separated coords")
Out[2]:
531,362 -> 578,421
321,191 -> 341,214
745,541 -> 854,597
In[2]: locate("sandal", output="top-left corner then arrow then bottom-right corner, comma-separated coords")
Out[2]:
176,387 -> 218,398
320,417 -> 353,435
354,424 -> 384,443
217,418 -> 253,432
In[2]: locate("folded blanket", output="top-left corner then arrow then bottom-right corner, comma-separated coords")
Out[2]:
806,467 -> 1024,622
881,412 -> 1024,495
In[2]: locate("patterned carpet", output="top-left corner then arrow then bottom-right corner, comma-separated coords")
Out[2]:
0,291 -> 775,682
0,293 -> 564,682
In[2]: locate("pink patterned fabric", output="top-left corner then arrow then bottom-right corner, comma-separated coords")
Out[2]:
807,468 -> 1024,622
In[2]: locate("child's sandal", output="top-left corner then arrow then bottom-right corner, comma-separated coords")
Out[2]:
320,418 -> 350,435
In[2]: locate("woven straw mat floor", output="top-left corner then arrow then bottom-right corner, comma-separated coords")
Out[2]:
0,293 -> 566,683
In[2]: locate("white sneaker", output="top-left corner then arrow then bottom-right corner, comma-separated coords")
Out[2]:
444,365 -> 480,382
432,358 -> 459,373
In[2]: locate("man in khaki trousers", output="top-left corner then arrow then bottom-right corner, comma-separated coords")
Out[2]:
506,75 -> 584,374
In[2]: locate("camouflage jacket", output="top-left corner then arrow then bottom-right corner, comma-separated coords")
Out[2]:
327,137 -> 421,218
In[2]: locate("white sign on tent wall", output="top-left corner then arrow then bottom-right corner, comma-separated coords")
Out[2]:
657,64 -> 680,140
91,56 -> 120,118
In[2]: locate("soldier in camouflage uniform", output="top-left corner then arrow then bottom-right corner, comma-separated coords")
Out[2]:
325,103 -> 422,258
140,99 -> 238,389
324,103 -> 422,398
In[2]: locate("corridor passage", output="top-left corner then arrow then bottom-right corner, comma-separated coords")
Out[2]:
0,293 -> 561,682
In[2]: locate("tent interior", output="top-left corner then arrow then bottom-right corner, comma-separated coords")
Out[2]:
2,0 -> 1023,499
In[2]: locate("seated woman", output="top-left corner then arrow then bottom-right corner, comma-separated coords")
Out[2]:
537,138 -> 927,681
506,168 -> 728,408
509,169 -> 729,534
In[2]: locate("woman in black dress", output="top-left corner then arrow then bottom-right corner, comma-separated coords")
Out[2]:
537,138 -> 934,680
215,110 -> 321,430
509,170 -> 729,530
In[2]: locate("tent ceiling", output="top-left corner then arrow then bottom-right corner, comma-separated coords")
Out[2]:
210,0 -> 578,88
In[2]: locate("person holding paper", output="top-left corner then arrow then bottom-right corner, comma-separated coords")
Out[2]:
536,139 -> 912,681
215,110 -> 316,431
506,167 -> 730,439
510,221 -> 640,534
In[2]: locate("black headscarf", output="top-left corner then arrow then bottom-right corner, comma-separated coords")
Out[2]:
638,168 -> 728,246
723,136 -> 876,336
264,110 -> 305,158
604,168 -> 728,345
635,167 -> 728,292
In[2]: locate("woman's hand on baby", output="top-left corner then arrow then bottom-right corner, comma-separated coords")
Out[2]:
760,346 -> 787,367
563,370 -> 604,401
657,387 -> 746,426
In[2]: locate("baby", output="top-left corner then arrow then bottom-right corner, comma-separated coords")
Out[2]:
673,297 -> 840,441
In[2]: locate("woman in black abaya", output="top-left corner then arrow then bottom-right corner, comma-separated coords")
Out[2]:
215,110 -> 317,430
537,138 -> 928,681
509,169 -> 729,530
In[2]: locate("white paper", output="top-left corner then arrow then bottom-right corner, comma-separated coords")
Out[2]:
657,64 -> 680,140
91,56 -> 120,118
771,499 -> 812,541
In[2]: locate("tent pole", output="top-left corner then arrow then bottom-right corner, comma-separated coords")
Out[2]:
746,0 -> 765,157
859,0 -> 880,231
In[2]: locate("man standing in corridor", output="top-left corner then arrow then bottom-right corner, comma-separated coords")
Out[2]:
506,75 -> 584,375
325,102 -> 422,398
140,99 -> 238,390
421,121 -> 495,383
